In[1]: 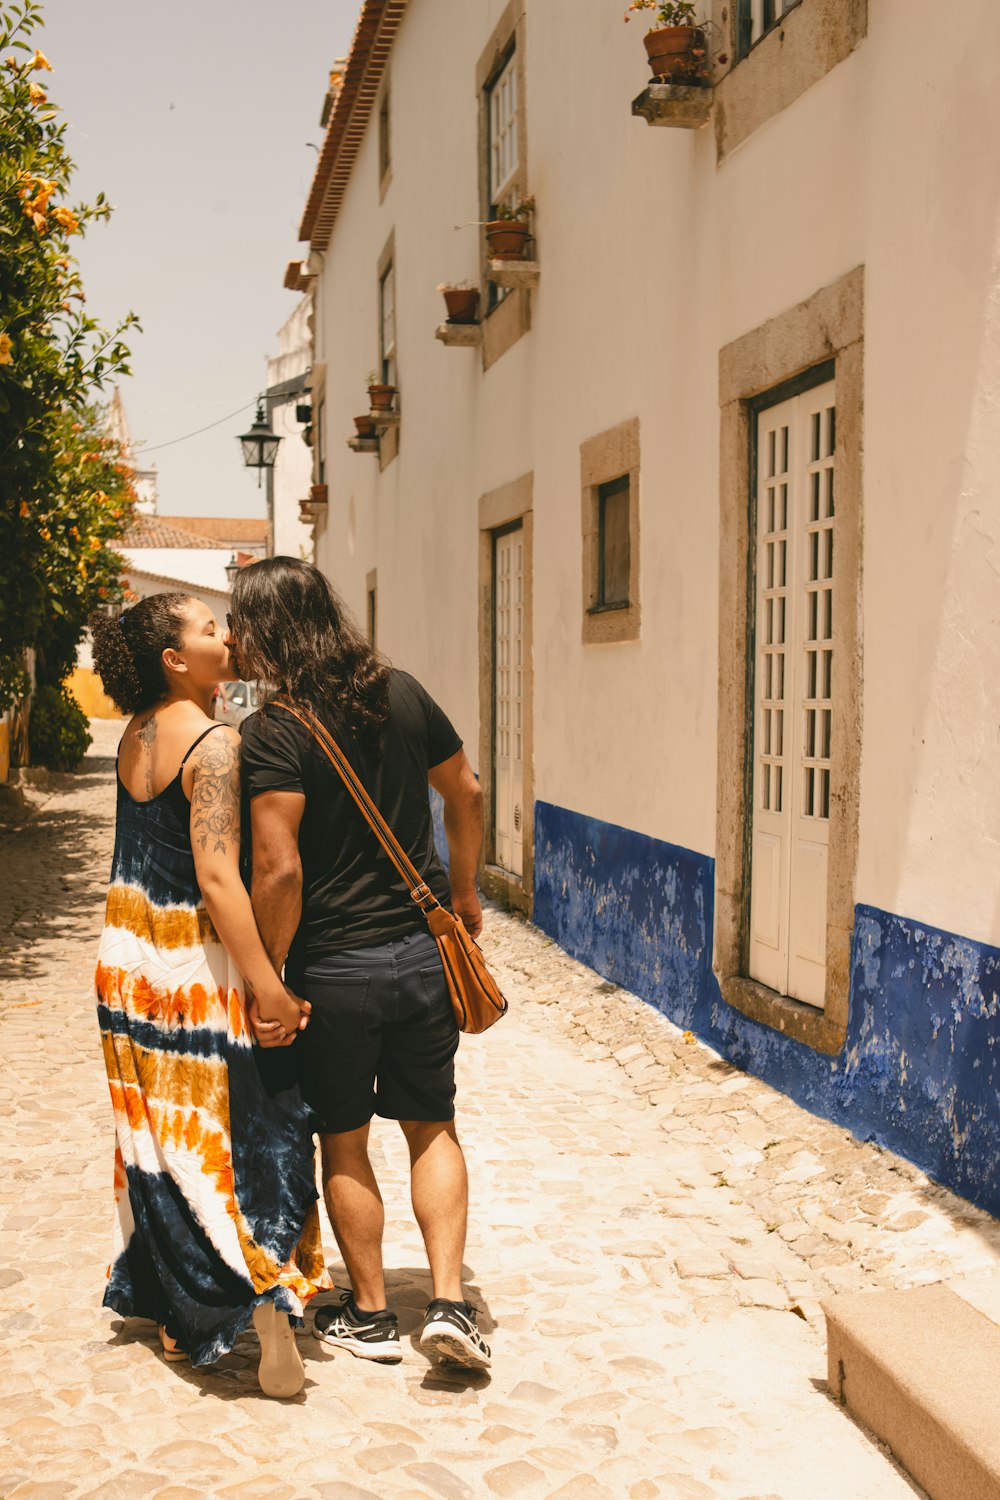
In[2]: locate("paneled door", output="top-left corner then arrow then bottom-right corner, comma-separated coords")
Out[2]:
493,526 -> 524,877
748,380 -> 836,1007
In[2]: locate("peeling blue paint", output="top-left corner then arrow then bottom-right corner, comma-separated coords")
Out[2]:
429,786 -> 449,875
534,800 -> 1000,1217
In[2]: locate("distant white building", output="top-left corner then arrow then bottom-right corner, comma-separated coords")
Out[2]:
266,295 -> 317,561
120,515 -> 270,601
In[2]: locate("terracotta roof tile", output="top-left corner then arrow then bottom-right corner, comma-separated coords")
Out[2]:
158,516 -> 271,545
121,516 -> 220,549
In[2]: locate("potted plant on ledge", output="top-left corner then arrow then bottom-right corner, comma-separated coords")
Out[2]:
437,281 -> 481,324
624,0 -> 710,85
366,369 -> 397,413
485,197 -> 535,261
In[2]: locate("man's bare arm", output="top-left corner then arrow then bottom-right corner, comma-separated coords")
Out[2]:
249,789 -> 306,970
429,749 -> 484,936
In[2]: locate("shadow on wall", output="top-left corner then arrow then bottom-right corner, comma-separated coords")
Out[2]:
533,801 -> 1000,1222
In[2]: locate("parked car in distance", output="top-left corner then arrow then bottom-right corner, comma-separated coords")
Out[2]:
213,680 -> 260,725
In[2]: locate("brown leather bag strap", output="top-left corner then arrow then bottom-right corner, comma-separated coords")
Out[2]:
271,698 -> 444,916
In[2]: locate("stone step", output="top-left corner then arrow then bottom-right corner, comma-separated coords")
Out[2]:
824,1283 -> 1000,1500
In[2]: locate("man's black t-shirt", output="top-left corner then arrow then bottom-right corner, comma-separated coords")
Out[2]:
240,669 -> 462,964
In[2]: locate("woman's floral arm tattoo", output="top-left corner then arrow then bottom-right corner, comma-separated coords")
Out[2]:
190,733 -> 241,855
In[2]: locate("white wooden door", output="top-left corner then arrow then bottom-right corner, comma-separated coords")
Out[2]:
748,381 -> 835,1007
494,527 -> 524,877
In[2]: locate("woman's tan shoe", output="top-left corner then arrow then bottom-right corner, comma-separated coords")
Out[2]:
253,1301 -> 305,1398
158,1326 -> 188,1363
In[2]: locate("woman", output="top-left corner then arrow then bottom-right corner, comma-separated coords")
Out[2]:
90,592 -> 329,1396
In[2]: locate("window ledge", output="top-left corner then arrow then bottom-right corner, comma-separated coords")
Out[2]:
587,600 -> 631,615
372,410 -> 400,433
487,259 -> 540,291
347,437 -> 379,454
632,83 -> 712,129
716,973 -> 846,1055
436,321 -> 482,348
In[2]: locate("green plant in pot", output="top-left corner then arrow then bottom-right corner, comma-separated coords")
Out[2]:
437,280 -> 481,324
366,368 -> 397,413
624,1 -> 714,85
485,197 -> 535,261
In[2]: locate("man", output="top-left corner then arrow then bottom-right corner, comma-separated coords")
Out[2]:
228,557 -> 491,1370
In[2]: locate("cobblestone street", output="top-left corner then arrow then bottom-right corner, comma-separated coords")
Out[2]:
3,726 -> 998,1499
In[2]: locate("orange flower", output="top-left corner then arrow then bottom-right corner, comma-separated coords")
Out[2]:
28,82 -> 46,104
94,490 -> 108,504
31,49 -> 53,71
40,527 -> 51,541
0,333 -> 12,365
4,54 -> 18,70
69,525 -> 80,539
51,206 -> 80,234
89,536 -> 101,552
19,501 -> 29,518
31,211 -> 47,234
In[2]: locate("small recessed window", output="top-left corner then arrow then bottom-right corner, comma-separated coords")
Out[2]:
378,90 -> 391,184
737,0 -> 803,59
379,262 -> 396,386
596,476 -> 630,609
315,398 -> 326,484
367,586 -> 377,645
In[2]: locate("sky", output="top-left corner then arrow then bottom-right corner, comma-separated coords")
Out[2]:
37,0 -> 361,518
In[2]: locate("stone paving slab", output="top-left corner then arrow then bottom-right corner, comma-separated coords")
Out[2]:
0,723 -> 940,1497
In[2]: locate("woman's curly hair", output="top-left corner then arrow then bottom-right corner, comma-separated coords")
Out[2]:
228,558 -> 391,740
89,594 -> 192,715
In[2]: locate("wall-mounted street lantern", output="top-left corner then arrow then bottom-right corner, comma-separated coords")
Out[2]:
237,400 -> 281,487
224,553 -> 240,587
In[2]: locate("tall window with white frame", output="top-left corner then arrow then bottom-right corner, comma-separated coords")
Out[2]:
379,261 -> 396,388
493,524 -> 524,879
748,376 -> 835,1009
736,0 -> 802,58
487,45 -> 518,306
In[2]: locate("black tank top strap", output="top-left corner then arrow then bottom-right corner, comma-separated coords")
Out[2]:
179,723 -> 229,769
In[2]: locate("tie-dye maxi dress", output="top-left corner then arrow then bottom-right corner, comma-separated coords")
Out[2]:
94,726 -> 330,1366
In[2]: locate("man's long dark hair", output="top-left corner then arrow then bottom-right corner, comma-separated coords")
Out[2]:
229,557 -> 391,739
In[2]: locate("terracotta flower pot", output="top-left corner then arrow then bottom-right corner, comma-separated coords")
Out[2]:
643,25 -> 706,82
367,383 -> 396,413
442,287 -> 481,324
485,220 -> 531,261
354,414 -> 378,438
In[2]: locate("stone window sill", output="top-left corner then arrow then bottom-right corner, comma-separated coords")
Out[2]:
436,322 -> 482,348
487,259 -> 540,291
717,973 -> 847,1056
632,83 -> 712,130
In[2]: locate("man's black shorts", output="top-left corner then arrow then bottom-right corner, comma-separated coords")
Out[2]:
290,929 -> 460,1134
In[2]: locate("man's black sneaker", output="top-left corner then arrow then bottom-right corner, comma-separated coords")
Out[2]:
313,1292 -> 402,1363
419,1298 -> 492,1370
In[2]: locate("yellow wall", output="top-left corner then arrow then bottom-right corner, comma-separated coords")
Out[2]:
66,667 -> 122,721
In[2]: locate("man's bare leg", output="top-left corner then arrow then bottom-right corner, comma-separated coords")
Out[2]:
399,1119 -> 468,1302
320,1123 -> 387,1311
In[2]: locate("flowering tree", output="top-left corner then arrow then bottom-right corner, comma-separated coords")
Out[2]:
0,0 -> 139,719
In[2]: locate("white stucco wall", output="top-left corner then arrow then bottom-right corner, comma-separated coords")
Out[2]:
310,0 -> 1000,949
121,548 -> 233,595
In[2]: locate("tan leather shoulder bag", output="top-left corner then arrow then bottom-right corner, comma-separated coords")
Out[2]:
272,699 -> 508,1035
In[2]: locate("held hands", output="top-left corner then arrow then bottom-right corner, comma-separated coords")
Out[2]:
246,980 -> 311,1049
452,889 -> 483,939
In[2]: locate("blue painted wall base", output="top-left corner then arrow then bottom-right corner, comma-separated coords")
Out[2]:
534,800 -> 1000,1219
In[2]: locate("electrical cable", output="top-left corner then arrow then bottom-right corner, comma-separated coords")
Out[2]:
133,399 -> 257,455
